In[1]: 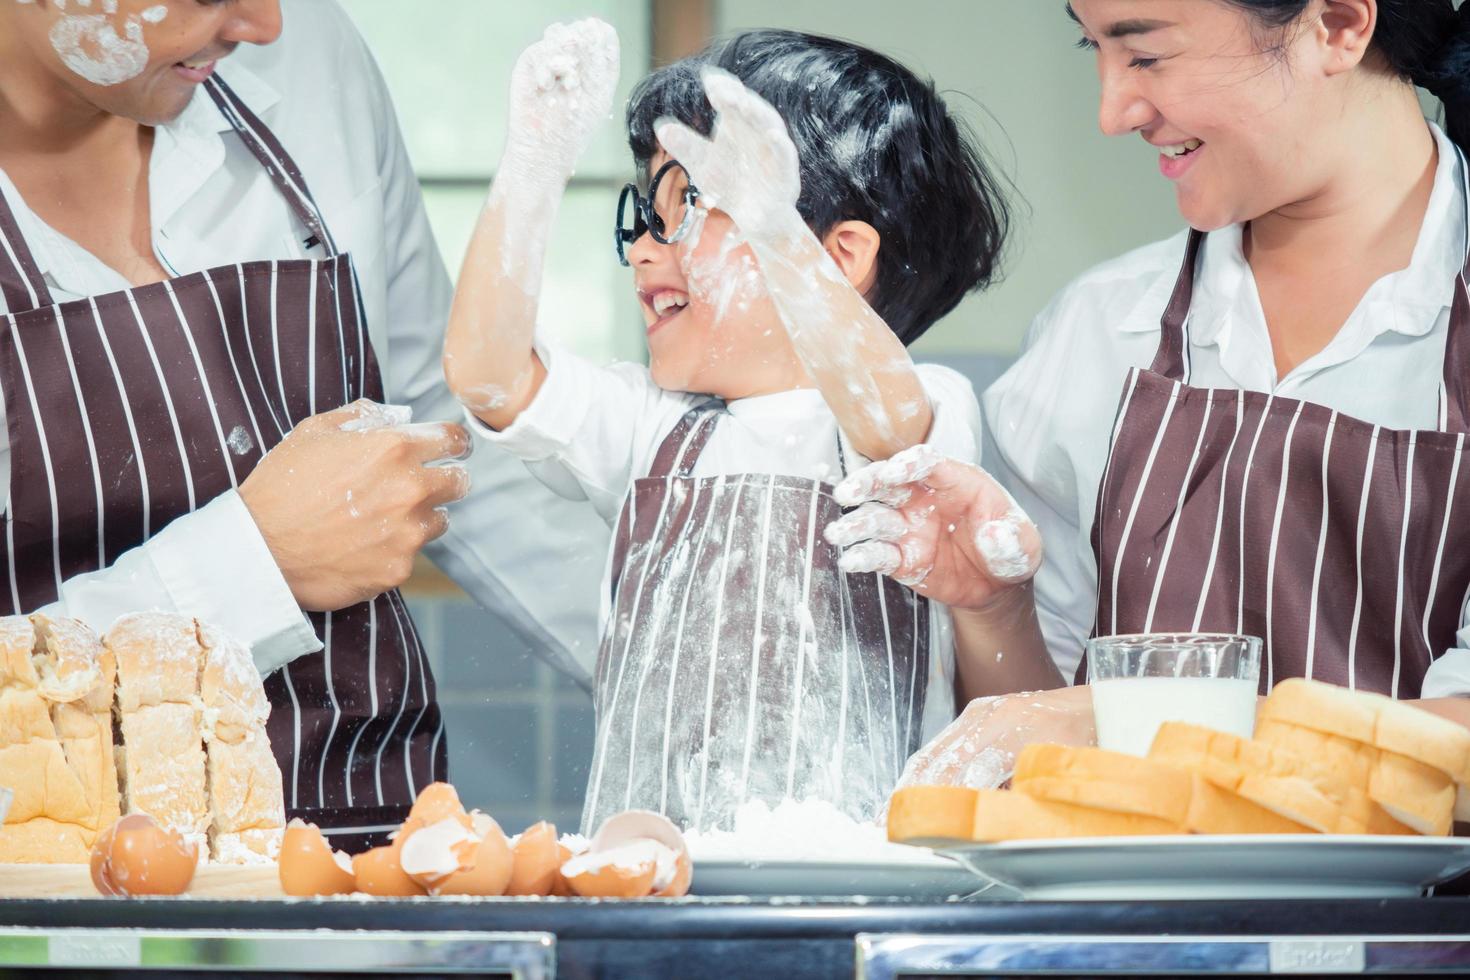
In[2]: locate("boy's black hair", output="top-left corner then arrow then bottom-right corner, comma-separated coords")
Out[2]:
627,29 -> 1012,345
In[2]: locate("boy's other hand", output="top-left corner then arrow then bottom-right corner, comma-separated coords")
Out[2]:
505,18 -> 620,181
825,445 -> 1043,610
655,68 -> 801,242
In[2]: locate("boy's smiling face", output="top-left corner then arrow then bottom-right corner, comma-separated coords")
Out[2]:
627,149 -> 813,400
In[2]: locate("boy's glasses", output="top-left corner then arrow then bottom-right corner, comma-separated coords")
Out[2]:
615,159 -> 700,266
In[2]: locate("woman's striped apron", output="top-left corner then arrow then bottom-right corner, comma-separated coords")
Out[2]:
1084,145 -> 1470,699
582,406 -> 931,832
0,76 -> 444,851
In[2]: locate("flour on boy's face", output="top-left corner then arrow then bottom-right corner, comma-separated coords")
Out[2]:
627,150 -> 809,401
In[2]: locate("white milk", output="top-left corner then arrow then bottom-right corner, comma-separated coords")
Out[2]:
1091,677 -> 1257,757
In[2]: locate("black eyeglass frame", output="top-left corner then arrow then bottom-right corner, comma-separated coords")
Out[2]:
615,159 -> 700,266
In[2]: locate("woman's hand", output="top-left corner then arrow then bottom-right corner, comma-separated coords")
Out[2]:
239,401 -> 472,612
503,18 -> 620,183
826,445 -> 1043,609
655,68 -> 802,243
896,686 -> 1095,790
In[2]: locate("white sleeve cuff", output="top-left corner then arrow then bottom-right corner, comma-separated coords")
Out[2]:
1422,648 -> 1470,699
462,343 -> 596,462
146,490 -> 321,677
916,363 -> 984,465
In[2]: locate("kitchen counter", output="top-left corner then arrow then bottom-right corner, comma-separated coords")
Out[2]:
2,895 -> 1468,977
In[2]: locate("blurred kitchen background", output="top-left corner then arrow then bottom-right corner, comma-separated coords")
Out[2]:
337,0 -> 1450,828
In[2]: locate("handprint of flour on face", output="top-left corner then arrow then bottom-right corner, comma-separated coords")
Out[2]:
41,1 -> 170,87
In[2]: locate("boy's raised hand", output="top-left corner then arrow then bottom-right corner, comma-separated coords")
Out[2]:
504,18 -> 620,181
825,445 -> 1043,609
655,68 -> 802,242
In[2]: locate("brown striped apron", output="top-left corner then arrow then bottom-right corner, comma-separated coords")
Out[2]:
582,405 -> 930,832
1085,147 -> 1470,699
0,76 -> 444,851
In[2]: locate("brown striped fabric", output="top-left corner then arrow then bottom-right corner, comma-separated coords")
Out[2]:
583,406 -> 930,833
0,77 -> 442,851
1084,198 -> 1470,698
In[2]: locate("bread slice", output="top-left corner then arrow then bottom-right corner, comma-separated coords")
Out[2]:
1253,719 -> 1378,789
887,785 -> 980,843
1258,683 -> 1465,834
1012,745 -> 1194,825
1150,722 -> 1356,833
1374,697 -> 1470,787
1183,774 -> 1315,835
198,624 -> 283,864
108,613 -> 209,853
0,615 -> 118,862
1260,678 -> 1379,743
971,789 -> 1181,842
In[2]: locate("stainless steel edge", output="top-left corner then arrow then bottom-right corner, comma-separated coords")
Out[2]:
0,927 -> 555,976
854,933 -> 1470,977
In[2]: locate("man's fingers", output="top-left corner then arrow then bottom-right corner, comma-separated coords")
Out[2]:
335,401 -> 414,433
420,506 -> 451,544
423,464 -> 472,506
398,422 -> 472,464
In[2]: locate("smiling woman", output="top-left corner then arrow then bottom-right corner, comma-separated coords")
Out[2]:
827,0 -> 1470,779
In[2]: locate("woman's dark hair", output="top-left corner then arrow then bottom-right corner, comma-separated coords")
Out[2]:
626,29 -> 1011,345
1226,0 -> 1470,148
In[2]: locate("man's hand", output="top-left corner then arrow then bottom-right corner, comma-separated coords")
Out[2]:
239,401 -> 472,611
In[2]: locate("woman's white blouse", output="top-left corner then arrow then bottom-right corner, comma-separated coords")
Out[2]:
983,123 -> 1470,698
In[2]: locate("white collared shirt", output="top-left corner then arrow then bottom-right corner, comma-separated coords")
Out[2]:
984,123 -> 1470,698
467,345 -> 985,741
0,0 -> 609,681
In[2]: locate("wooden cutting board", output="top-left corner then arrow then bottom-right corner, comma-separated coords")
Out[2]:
0,864 -> 284,899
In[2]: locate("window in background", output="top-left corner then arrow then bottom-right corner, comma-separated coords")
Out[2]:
339,0 -> 653,830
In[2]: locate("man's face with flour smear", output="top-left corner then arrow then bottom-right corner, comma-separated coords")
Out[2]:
2,0 -> 283,125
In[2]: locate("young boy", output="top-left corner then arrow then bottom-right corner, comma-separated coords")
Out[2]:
443,21 -> 1011,832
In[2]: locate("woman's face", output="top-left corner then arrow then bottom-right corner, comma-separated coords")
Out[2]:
1069,0 -> 1344,230
4,0 -> 283,125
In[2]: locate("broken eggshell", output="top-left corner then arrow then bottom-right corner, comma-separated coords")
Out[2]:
89,813 -> 199,897
563,809 -> 693,898
278,819 -> 356,897
507,821 -> 561,896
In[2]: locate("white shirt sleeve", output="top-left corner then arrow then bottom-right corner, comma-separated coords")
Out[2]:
982,293 -> 1105,682
465,343 -> 694,525
1421,597 -> 1470,698
915,362 -> 984,465
37,491 -> 320,676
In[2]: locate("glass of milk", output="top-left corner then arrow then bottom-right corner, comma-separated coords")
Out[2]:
1087,633 -> 1262,756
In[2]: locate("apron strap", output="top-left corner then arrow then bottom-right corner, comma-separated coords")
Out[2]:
0,181 -> 55,314
204,75 -> 339,256
647,404 -> 722,480
1150,229 -> 1205,381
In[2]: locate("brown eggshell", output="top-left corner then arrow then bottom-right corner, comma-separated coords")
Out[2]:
590,810 -> 693,898
507,821 -> 560,897
406,782 -> 473,830
437,816 -> 514,897
550,842 -> 577,897
278,819 -> 356,897
352,845 -> 427,897
563,855 -> 658,898
399,816 -> 479,890
89,814 -> 198,897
